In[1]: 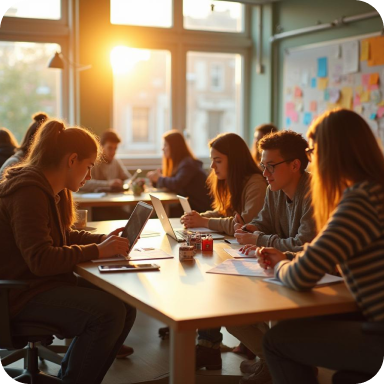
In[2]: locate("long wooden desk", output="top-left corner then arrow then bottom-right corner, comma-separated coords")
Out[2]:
74,219 -> 358,384
73,191 -> 179,220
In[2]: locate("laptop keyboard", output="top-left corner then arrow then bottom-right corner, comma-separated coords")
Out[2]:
175,230 -> 190,241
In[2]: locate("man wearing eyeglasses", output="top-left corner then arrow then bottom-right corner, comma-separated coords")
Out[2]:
229,130 -> 317,384
234,130 -> 316,253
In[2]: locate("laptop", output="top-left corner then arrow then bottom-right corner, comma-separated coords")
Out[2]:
149,194 -> 225,242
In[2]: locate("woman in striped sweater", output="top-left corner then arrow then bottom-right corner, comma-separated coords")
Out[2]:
258,109 -> 384,383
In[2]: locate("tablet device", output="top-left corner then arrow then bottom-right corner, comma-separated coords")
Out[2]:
177,195 -> 192,213
98,263 -> 160,272
121,201 -> 153,254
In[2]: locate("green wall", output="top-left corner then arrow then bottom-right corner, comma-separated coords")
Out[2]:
249,0 -> 383,136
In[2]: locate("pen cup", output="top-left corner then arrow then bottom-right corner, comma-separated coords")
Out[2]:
75,209 -> 88,230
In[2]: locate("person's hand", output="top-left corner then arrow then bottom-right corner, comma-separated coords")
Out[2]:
108,178 -> 123,188
239,244 -> 257,255
97,235 -> 130,259
256,247 -> 287,269
181,211 -> 209,228
233,212 -> 244,232
100,227 -> 125,242
147,169 -> 162,183
234,230 -> 258,245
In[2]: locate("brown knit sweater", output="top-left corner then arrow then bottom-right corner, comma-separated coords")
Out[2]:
0,167 -> 103,317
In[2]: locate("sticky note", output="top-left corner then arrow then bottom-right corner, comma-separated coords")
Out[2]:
324,89 -> 330,101
340,87 -> 353,109
291,111 -> 299,123
354,105 -> 363,114
378,107 -> 384,119
329,89 -> 341,104
362,74 -> 370,88
353,93 -> 361,107
369,73 -> 380,85
370,112 -> 377,120
304,112 -> 313,126
370,84 -> 379,91
311,78 -> 317,88
286,117 -> 292,127
318,78 -> 329,91
285,102 -> 295,115
367,36 -> 384,67
294,87 -> 303,98
310,101 -> 318,112
360,40 -> 370,61
317,57 -> 328,78
371,89 -> 382,104
361,90 -> 371,103
355,85 -> 364,95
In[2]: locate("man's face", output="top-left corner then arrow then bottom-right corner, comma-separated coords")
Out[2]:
102,141 -> 118,163
260,149 -> 295,192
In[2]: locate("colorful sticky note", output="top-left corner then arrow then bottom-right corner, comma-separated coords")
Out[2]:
370,112 -> 377,120
360,40 -> 370,61
310,101 -> 318,112
318,78 -> 329,91
311,78 -> 317,88
285,102 -> 295,115
371,89 -> 382,104
317,57 -> 328,77
330,89 -> 341,104
370,84 -> 379,91
354,105 -> 363,114
303,112 -> 313,126
369,73 -> 380,85
353,93 -> 361,107
361,90 -> 371,103
355,85 -> 364,95
340,87 -> 353,110
286,117 -> 292,127
324,89 -> 330,101
294,87 -> 303,98
362,74 -> 370,88
291,111 -> 299,123
378,107 -> 384,119
367,36 -> 384,67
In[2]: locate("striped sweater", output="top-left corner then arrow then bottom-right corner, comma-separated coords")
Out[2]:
275,181 -> 384,322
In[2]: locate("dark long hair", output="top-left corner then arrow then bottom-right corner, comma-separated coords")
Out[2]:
162,130 -> 196,176
207,133 -> 263,216
18,112 -> 48,157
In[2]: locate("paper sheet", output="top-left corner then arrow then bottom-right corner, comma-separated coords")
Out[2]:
264,274 -> 344,287
207,259 -> 274,277
92,248 -> 173,263
223,248 -> 256,259
317,57 -> 328,78
342,41 -> 359,74
80,193 -> 107,198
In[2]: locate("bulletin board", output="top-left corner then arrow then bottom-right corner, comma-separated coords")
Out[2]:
283,32 -> 384,142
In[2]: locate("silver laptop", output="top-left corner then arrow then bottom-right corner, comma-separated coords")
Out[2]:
149,194 -> 224,242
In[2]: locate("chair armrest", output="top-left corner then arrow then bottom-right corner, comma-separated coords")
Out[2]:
0,280 -> 29,290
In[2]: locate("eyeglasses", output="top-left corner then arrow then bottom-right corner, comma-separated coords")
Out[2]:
259,158 -> 295,174
305,147 -> 314,162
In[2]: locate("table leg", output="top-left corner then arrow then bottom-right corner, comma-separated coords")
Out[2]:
170,328 -> 196,384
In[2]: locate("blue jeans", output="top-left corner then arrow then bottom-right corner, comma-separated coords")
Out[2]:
263,313 -> 384,384
198,327 -> 222,347
13,277 -> 136,384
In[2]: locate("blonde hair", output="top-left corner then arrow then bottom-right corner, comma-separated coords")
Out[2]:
307,108 -> 384,231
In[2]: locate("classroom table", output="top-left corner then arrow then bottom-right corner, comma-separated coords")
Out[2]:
73,190 -> 179,220
74,219 -> 358,384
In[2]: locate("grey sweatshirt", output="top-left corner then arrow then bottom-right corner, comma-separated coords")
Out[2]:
250,172 -> 316,252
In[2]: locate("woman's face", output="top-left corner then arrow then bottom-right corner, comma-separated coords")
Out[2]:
67,153 -> 97,192
162,140 -> 171,159
210,147 -> 228,180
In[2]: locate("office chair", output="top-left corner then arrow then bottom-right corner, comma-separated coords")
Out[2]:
0,280 -> 62,383
332,322 -> 384,384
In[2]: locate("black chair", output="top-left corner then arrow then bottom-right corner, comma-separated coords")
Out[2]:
0,280 -> 62,383
332,322 -> 384,384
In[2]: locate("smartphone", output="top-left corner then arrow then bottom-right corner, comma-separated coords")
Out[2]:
177,195 -> 192,213
98,263 -> 160,273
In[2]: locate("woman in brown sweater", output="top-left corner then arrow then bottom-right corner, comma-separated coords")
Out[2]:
0,119 -> 136,384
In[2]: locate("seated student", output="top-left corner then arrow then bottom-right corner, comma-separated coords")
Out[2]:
181,132 -> 267,236
0,127 -> 18,168
0,119 -> 137,384
147,129 -> 212,213
252,123 -> 278,165
80,129 -> 131,192
0,112 -> 48,177
259,109 -> 384,384
227,130 -> 317,383
235,130 -> 315,252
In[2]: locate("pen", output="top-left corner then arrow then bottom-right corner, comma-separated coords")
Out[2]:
241,225 -> 253,234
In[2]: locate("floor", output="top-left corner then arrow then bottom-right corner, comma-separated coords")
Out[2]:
3,310 -> 335,383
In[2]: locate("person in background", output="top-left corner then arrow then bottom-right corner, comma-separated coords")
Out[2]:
180,132 -> 267,372
228,130 -> 317,383
0,119 -> 137,384
80,129 -> 131,192
0,112 -> 48,177
182,132 -> 267,236
147,129 -> 212,213
0,127 -> 18,168
252,124 -> 278,165
260,109 -> 384,384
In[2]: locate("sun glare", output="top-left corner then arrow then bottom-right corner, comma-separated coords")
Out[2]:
110,46 -> 151,74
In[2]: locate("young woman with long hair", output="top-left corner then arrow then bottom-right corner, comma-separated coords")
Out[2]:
181,132 -> 267,236
0,119 -> 136,384
147,129 -> 212,212
257,109 -> 384,383
0,127 -> 18,168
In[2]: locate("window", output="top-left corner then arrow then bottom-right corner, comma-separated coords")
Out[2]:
110,0 -> 172,28
183,0 -> 244,33
0,41 -> 62,142
112,47 -> 171,156
5,0 -> 61,20
186,51 -> 243,157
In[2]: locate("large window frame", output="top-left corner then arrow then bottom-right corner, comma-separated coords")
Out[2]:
0,0 -> 74,124
110,0 -> 252,165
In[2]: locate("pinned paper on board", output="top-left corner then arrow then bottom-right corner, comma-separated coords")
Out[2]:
340,87 -> 353,109
324,89 -> 330,101
317,57 -> 328,78
286,117 -> 292,127
360,39 -> 370,61
362,74 -> 370,88
371,89 -> 382,104
329,89 -> 341,104
370,84 -> 379,91
368,36 -> 384,67
361,90 -> 371,103
378,107 -> 384,119
353,93 -> 361,107
310,101 -> 318,112
342,41 -> 359,74
355,85 -> 364,95
303,112 -> 313,126
294,86 -> 303,98
301,71 -> 309,86
331,64 -> 343,84
370,73 -> 380,85
318,78 -> 329,90
354,105 -> 363,114
311,78 -> 317,88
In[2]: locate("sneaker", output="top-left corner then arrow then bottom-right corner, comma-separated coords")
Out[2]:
240,358 -> 262,374
116,344 -> 134,359
239,362 -> 272,384
195,345 -> 222,370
